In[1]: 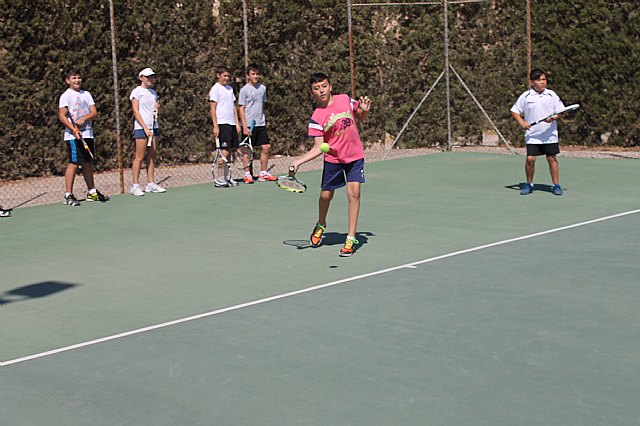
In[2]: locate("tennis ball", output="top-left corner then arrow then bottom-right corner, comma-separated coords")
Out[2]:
319,143 -> 330,153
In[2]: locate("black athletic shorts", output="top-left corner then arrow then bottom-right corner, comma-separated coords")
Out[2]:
66,138 -> 94,165
218,124 -> 239,149
526,143 -> 560,156
249,126 -> 270,147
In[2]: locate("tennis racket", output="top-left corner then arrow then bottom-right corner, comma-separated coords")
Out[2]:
212,137 -> 231,187
276,166 -> 307,193
147,110 -> 157,147
65,111 -> 94,159
529,104 -> 580,126
236,120 -> 256,174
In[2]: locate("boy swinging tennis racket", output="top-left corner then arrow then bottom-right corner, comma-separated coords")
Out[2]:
290,72 -> 371,257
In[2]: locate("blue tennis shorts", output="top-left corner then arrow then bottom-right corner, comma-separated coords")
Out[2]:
132,128 -> 161,139
321,158 -> 365,191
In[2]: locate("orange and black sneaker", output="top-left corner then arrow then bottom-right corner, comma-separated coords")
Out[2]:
309,223 -> 326,247
339,238 -> 359,257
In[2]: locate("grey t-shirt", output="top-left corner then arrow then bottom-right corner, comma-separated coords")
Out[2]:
238,82 -> 267,127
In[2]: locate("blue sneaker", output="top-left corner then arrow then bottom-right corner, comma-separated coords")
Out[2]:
520,183 -> 533,195
552,184 -> 563,196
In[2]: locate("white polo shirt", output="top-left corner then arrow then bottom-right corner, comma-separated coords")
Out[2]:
511,88 -> 565,144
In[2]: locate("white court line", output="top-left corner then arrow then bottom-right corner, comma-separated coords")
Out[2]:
2,208 -> 638,367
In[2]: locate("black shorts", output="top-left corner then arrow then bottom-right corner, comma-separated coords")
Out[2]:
218,124 -> 239,149
66,138 -> 94,165
250,126 -> 270,147
526,143 -> 560,156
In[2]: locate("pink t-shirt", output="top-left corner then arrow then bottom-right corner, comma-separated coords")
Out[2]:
308,94 -> 365,164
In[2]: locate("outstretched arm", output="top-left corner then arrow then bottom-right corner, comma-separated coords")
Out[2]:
291,136 -> 324,173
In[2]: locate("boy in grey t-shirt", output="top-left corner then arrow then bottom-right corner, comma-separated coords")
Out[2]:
238,64 -> 277,183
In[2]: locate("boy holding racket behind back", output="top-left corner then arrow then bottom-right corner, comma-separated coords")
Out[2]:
511,68 -> 567,196
291,72 -> 371,257
58,67 -> 107,206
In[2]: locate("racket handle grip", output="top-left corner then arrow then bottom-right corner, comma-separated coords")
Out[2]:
288,166 -> 295,176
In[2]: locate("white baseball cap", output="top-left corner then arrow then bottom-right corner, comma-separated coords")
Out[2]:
139,67 -> 156,77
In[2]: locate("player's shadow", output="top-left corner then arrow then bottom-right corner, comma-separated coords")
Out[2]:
0,281 -> 78,307
283,231 -> 375,253
505,183 -> 563,194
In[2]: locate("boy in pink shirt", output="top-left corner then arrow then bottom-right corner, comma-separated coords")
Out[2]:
291,73 -> 371,257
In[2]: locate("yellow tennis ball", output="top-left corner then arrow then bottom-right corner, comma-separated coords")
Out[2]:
319,143 -> 330,153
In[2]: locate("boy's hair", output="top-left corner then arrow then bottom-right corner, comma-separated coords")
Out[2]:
245,63 -> 261,75
529,68 -> 546,81
216,65 -> 230,75
65,66 -> 81,79
309,72 -> 331,88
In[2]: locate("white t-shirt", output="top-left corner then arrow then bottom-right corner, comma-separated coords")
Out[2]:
209,83 -> 237,125
238,83 -> 267,127
511,88 -> 565,144
129,86 -> 159,130
58,88 -> 95,141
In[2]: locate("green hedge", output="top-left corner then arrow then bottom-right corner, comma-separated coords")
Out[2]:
1,0 -> 638,180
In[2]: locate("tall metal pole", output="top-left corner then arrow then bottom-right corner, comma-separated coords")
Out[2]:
443,0 -> 452,150
526,0 -> 531,86
108,0 -> 124,193
243,0 -> 249,70
347,0 -> 356,98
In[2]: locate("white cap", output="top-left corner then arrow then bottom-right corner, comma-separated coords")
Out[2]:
139,67 -> 156,77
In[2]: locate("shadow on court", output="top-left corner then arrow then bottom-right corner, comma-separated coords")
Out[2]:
505,183 -> 565,193
0,281 -> 78,306
283,231 -> 375,253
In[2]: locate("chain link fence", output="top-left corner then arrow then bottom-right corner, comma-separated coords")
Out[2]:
1,0 -> 637,210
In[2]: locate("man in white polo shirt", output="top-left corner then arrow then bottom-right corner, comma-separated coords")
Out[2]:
511,68 -> 567,196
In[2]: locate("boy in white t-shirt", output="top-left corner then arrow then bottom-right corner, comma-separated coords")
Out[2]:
129,67 -> 166,196
209,65 -> 241,188
57,67 -> 107,206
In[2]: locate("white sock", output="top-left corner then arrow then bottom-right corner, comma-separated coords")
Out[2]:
89,189 -> 96,195
245,171 -> 251,176
64,192 -> 72,197
346,235 -> 355,241
132,184 -> 140,189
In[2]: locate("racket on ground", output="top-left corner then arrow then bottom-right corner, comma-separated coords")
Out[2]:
276,166 -> 307,193
529,104 -> 580,126
236,120 -> 256,174
147,110 -> 157,147
212,137 -> 230,184
65,111 -> 94,159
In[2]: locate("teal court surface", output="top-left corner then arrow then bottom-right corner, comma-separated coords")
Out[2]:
1,152 -> 639,425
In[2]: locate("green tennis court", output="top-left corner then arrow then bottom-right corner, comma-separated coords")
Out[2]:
1,152 -> 639,425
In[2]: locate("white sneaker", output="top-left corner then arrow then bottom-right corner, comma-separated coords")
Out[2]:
130,186 -> 145,197
226,178 -> 239,187
145,183 -> 166,193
